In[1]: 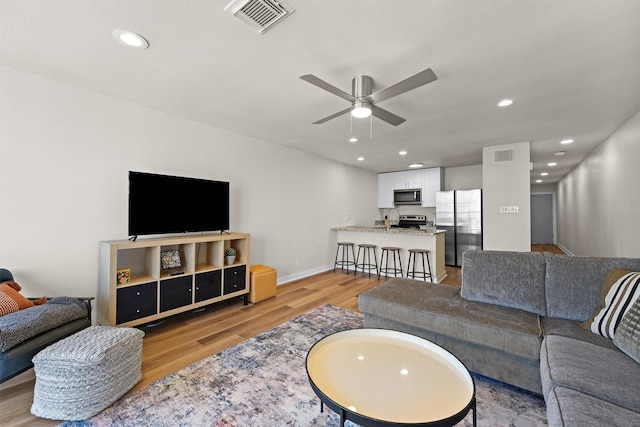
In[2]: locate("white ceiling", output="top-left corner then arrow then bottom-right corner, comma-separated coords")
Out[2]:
2,1 -> 639,184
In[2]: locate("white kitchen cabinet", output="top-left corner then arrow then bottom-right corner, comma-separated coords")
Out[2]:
393,170 -> 422,189
421,167 -> 444,207
378,168 -> 444,208
377,172 -> 395,208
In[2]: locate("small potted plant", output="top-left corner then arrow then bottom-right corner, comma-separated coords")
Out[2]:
225,247 -> 237,265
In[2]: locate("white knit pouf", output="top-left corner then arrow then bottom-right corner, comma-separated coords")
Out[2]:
30,325 -> 144,421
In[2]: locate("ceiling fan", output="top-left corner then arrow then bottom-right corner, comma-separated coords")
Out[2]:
300,68 -> 437,126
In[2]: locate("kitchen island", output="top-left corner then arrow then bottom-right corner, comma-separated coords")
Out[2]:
331,226 -> 446,282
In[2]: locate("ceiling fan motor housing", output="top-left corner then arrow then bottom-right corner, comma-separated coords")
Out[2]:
352,75 -> 373,99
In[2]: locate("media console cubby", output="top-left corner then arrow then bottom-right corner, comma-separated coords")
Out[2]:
98,232 -> 250,327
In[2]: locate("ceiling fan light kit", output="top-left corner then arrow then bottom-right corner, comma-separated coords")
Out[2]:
351,101 -> 372,118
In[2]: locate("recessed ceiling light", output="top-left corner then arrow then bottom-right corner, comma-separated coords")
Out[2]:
498,99 -> 514,107
541,172 -> 548,176
536,180 -> 542,183
408,163 -> 424,168
357,157 -> 364,161
349,137 -> 358,143
554,151 -> 566,156
113,30 -> 149,49
399,150 -> 407,156
547,162 -> 557,166
560,139 -> 574,145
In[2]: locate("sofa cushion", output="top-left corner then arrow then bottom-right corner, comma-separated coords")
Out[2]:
544,253 -> 640,321
359,278 -> 543,360
585,271 -> 640,338
545,386 -> 640,427
540,335 -> 640,412
460,250 -> 546,315
541,317 -> 619,352
613,295 -> 640,364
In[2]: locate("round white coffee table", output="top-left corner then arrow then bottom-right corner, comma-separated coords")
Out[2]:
306,328 -> 476,426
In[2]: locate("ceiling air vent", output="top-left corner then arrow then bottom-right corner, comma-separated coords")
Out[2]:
225,0 -> 294,34
494,149 -> 514,163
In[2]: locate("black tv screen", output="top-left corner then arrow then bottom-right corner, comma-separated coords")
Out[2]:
128,171 -> 229,236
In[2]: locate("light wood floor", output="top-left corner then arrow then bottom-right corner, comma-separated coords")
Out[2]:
0,244 -> 562,426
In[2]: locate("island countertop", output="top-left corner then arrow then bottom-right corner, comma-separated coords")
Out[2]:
331,226 -> 447,283
332,226 -> 445,236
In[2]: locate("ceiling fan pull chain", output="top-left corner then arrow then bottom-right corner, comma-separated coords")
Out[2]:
370,114 -> 373,140
350,113 -> 353,136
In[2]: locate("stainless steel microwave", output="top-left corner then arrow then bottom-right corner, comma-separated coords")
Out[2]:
393,188 -> 421,205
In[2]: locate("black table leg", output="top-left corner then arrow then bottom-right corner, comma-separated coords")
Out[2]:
472,397 -> 477,427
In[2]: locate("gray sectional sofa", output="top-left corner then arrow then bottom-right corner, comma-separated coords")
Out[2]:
358,250 -> 640,426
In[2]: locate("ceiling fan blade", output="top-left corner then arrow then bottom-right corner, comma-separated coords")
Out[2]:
312,107 -> 352,124
367,68 -> 437,104
300,74 -> 355,102
371,105 -> 406,126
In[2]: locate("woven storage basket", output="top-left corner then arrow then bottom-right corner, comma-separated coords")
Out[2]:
31,325 -> 144,421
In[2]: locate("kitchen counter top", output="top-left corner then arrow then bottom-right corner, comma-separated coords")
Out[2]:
332,226 -> 445,236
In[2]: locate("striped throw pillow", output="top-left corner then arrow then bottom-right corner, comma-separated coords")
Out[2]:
613,296 -> 640,363
590,271 -> 640,338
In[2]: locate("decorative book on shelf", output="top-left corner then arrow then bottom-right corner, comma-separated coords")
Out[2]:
116,269 -> 130,286
160,249 -> 182,271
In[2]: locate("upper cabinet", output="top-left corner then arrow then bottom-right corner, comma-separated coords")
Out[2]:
393,170 -> 422,190
377,173 -> 395,208
377,168 -> 444,208
421,167 -> 444,207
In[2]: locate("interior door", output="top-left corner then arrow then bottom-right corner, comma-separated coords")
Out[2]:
531,193 -> 554,244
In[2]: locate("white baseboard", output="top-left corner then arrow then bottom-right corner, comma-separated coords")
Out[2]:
555,242 -> 573,255
277,265 -> 334,285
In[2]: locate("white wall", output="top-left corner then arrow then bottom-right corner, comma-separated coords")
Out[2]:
532,184 -> 557,193
557,110 -> 640,257
0,66 -> 378,300
444,165 -> 483,190
482,142 -> 531,251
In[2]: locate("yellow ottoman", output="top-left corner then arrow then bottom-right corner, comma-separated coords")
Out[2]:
249,265 -> 277,303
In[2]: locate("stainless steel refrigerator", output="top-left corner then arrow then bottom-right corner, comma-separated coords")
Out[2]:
435,189 -> 482,267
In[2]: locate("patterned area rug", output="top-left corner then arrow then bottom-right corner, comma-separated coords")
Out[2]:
60,304 -> 546,426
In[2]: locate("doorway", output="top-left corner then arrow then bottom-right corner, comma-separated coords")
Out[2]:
531,193 -> 555,244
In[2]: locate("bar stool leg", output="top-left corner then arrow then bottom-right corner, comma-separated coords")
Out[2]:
356,245 -> 363,275
393,250 -> 399,277
377,249 -> 385,280
370,247 -> 378,278
350,244 -> 357,275
362,247 -> 368,278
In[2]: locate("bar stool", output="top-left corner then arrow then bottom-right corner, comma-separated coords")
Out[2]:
356,244 -> 378,278
333,242 -> 356,274
406,249 -> 433,282
378,247 -> 403,280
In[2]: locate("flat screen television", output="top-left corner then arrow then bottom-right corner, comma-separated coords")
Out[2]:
128,171 -> 229,237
